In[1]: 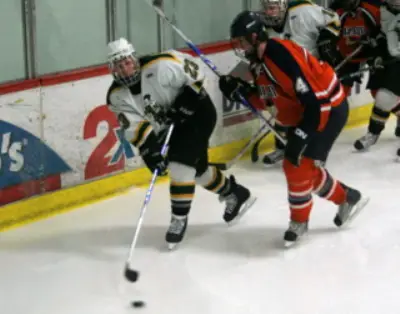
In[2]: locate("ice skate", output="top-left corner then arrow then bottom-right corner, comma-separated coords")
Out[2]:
219,175 -> 257,226
354,132 -> 379,151
262,149 -> 284,166
165,214 -> 188,250
333,187 -> 369,227
283,220 -> 308,247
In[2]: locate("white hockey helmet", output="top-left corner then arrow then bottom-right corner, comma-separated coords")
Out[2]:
386,0 -> 400,12
107,37 -> 141,86
259,0 -> 288,27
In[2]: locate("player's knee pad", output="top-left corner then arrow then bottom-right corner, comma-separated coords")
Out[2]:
375,88 -> 400,112
169,162 -> 196,183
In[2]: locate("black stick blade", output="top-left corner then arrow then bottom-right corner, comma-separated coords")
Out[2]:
124,264 -> 139,282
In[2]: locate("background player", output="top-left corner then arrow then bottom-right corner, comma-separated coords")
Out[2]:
219,11 -> 368,246
106,38 -> 256,249
331,0 -> 400,151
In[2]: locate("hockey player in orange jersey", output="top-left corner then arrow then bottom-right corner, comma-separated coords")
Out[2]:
331,0 -> 400,150
218,11 -> 369,246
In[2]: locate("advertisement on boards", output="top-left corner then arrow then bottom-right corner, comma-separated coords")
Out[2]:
0,120 -> 71,205
82,104 -> 137,181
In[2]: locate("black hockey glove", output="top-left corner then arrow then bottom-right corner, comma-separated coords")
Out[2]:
166,86 -> 203,124
219,75 -> 256,102
337,62 -> 363,85
284,127 -> 309,167
139,131 -> 168,176
317,29 -> 341,67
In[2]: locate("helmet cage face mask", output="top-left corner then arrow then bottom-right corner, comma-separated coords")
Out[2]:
108,38 -> 141,86
230,36 -> 257,62
260,0 -> 288,27
109,54 -> 140,86
230,11 -> 269,62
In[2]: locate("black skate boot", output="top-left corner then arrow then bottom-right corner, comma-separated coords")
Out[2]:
283,220 -> 308,247
354,132 -> 379,151
333,186 -> 369,227
219,175 -> 257,225
165,214 -> 188,250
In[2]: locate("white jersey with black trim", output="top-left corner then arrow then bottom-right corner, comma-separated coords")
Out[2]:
381,5 -> 400,58
107,49 -> 205,148
278,0 -> 340,57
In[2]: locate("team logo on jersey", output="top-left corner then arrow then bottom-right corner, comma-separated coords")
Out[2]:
342,26 -> 366,37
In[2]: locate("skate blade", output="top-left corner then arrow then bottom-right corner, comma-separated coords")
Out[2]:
167,242 -> 180,251
284,232 -> 308,248
228,195 -> 257,226
342,196 -> 370,228
284,240 -> 296,248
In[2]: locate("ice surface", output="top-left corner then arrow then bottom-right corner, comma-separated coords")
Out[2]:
2,121 -> 400,314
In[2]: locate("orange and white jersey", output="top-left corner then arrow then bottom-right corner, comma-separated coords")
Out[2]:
334,0 -> 382,62
251,38 -> 345,134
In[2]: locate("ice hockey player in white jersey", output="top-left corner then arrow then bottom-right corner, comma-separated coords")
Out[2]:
254,0 -> 342,166
352,0 -> 400,154
106,38 -> 256,249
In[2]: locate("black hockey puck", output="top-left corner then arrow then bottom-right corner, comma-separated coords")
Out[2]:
131,300 -> 145,308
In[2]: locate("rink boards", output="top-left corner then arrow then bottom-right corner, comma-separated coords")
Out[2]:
0,42 -> 373,231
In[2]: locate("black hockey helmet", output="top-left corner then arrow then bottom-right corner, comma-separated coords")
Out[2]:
230,11 -> 269,61
331,0 -> 360,11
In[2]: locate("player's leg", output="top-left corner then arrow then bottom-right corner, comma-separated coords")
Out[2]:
262,121 -> 287,166
281,99 -> 349,246
165,125 -> 198,249
194,93 -> 256,224
354,62 -> 400,150
196,162 -> 256,224
313,165 -> 368,227
282,158 -> 314,246
304,100 -> 368,226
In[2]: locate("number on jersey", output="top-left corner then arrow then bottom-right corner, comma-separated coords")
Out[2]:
183,59 -> 199,80
295,77 -> 310,94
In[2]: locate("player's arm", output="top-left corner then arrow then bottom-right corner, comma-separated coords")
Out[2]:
266,40 -> 338,165
157,55 -> 209,123
108,89 -> 166,174
314,6 -> 342,65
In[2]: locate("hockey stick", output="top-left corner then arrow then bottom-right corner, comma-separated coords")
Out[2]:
145,0 -> 286,145
124,124 -> 174,283
334,45 -> 363,71
210,123 -> 270,170
251,127 -> 270,162
339,58 -> 399,81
